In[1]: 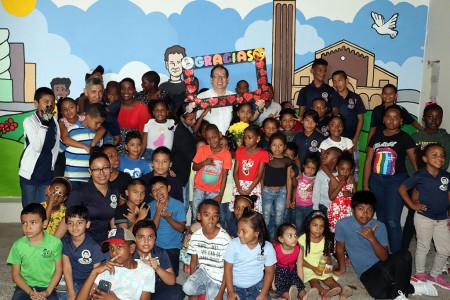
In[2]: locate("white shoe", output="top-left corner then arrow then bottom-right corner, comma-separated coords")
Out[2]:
394,290 -> 408,300
411,278 -> 438,296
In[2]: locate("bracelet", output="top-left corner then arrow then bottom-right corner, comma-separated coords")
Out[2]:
258,109 -> 263,113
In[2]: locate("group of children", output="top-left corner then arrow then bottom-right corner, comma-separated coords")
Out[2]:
9,57 -> 450,300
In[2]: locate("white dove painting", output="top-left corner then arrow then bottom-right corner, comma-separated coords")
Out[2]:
371,11 -> 399,39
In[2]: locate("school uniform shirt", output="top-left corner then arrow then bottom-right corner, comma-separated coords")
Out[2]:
7,232 -> 62,288
141,171 -> 184,204
401,167 -> 450,220
114,203 -> 151,227
133,246 -> 172,282
149,197 -> 186,249
335,216 -> 388,278
368,130 -> 415,175
317,116 -> 331,137
296,82 -> 335,112
66,180 -> 119,244
110,171 -> 132,197
293,130 -> 324,164
61,234 -> 104,285
331,90 -> 366,139
171,121 -> 197,186
119,155 -> 150,178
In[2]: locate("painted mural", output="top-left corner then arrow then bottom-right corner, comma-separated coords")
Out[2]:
0,0 -> 429,196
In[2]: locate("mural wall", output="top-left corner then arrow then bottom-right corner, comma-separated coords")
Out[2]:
0,0 -> 429,196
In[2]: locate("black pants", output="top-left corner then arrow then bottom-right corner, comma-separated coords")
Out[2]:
360,249 -> 414,299
402,207 -> 416,250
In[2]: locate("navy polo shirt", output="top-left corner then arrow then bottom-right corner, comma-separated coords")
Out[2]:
317,116 -> 331,138
370,104 -> 415,133
332,90 -> 366,139
141,172 -> 184,204
66,180 -> 119,244
133,245 -> 172,281
296,82 -> 335,112
402,168 -> 450,220
62,234 -> 104,285
114,203 -> 151,226
293,130 -> 324,164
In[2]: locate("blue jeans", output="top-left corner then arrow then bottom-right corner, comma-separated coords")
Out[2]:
58,282 -> 81,300
13,287 -> 58,300
193,188 -> 219,219
183,267 -> 221,299
154,281 -> 185,300
295,205 -> 313,234
262,186 -> 287,240
20,180 -> 47,208
369,172 -> 408,253
183,182 -> 191,214
234,280 -> 271,300
220,203 -> 232,232
283,208 -> 295,224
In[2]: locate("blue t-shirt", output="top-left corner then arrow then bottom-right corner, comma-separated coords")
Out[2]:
335,216 -> 389,278
149,197 -> 186,249
62,234 -> 104,285
331,90 -> 366,139
401,167 -> 450,220
223,237 -> 277,288
119,155 -> 150,178
293,130 -> 324,164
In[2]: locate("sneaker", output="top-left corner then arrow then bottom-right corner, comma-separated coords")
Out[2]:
427,274 -> 450,290
289,285 -> 298,300
321,287 -> 341,300
411,278 -> 438,296
414,272 -> 427,282
303,287 -> 319,300
393,290 -> 409,300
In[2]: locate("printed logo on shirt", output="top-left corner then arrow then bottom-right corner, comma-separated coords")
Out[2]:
124,167 -> 142,179
321,92 -> 329,102
110,194 -> 118,209
202,159 -> 223,185
78,249 -> 93,264
439,177 -> 449,191
347,98 -> 355,109
256,253 -> 265,261
242,159 -> 254,176
309,140 -> 319,152
321,126 -> 329,137
42,248 -> 54,258
373,147 -> 397,175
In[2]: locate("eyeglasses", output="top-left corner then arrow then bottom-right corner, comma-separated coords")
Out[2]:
90,166 -> 111,174
212,74 -> 227,79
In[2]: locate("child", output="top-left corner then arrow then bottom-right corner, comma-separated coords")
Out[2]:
398,143 -> 450,289
227,102 -> 253,151
335,191 -> 437,299
65,103 -> 105,187
253,83 -> 282,126
76,227 -> 155,300
132,220 -> 185,300
101,144 -> 132,199
41,177 -> 71,235
295,155 -> 320,234
104,80 -> 121,105
262,132 -> 293,239
274,223 -> 318,300
192,124 -> 232,217
312,147 -> 343,215
363,105 -> 417,253
136,71 -> 171,107
368,84 -> 422,142
280,108 -> 299,142
19,87 -> 60,207
296,58 -> 335,120
224,210 -> 276,300
258,117 -> 279,151
319,115 -> 353,153
143,99 -> 176,166
119,131 -> 150,178
183,199 -> 231,299
285,142 -> 300,224
114,178 -> 150,231
7,203 -> 63,299
235,79 -> 250,94
61,206 -> 103,299
227,195 -> 256,237
219,136 -> 235,230
293,109 -> 324,165
231,124 -> 269,213
299,211 -> 350,300
327,151 -> 356,232
148,176 -> 186,277
142,146 -> 184,204
312,98 -> 331,137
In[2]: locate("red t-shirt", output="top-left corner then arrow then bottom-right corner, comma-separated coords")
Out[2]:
193,145 -> 232,192
235,147 -> 269,181
118,102 -> 151,133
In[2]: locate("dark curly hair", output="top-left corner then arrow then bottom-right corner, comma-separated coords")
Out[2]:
301,210 -> 334,257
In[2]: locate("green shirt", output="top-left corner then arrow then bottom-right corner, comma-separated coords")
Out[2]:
7,231 -> 62,287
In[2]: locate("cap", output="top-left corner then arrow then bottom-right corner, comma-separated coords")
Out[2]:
101,228 -> 135,251
50,176 -> 72,195
85,65 -> 105,80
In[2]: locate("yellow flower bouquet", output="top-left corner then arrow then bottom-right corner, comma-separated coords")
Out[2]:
228,121 -> 249,147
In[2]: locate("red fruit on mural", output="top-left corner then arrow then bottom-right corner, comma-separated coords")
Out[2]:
0,124 -> 3,129
7,118 -> 13,123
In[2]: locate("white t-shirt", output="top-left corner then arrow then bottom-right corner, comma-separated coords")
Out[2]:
319,137 -> 353,152
94,259 -> 155,299
143,119 -> 175,150
188,227 -> 231,284
196,89 -> 234,135
255,101 -> 282,125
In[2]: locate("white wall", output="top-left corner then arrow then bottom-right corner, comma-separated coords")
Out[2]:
420,0 -> 450,131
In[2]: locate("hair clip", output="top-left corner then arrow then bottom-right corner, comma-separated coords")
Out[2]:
425,101 -> 437,106
183,102 -> 197,115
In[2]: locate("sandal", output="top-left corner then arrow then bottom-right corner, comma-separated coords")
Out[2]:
321,287 -> 341,300
303,287 -> 319,300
